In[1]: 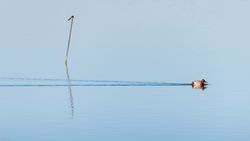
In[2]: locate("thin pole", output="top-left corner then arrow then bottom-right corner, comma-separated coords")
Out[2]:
65,15 -> 74,64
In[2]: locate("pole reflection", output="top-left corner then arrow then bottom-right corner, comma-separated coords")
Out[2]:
65,64 -> 74,118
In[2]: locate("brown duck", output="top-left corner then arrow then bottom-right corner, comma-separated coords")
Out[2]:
192,79 -> 208,90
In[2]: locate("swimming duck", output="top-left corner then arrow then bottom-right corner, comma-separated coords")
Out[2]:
192,79 -> 207,90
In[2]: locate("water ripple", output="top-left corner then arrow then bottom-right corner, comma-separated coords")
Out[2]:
0,77 -> 191,87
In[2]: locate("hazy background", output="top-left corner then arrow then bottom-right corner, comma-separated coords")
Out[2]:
0,0 -> 249,83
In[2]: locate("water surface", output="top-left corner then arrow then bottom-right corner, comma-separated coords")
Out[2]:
1,0 -> 250,141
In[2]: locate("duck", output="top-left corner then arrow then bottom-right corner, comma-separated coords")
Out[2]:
192,79 -> 207,90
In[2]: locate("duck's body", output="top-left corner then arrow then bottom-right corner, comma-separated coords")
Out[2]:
192,79 -> 207,90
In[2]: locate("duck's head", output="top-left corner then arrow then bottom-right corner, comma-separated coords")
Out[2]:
201,79 -> 208,84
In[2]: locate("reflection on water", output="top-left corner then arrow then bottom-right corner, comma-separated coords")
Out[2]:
65,64 -> 74,118
192,85 -> 207,90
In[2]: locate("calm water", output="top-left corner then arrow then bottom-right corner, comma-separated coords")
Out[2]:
1,0 -> 250,141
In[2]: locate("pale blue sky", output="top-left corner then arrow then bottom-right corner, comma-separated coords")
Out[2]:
0,0 -> 250,84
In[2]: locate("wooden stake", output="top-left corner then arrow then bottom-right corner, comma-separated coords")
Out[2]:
65,15 -> 74,64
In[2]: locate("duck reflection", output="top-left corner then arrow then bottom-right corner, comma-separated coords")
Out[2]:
65,64 -> 74,118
